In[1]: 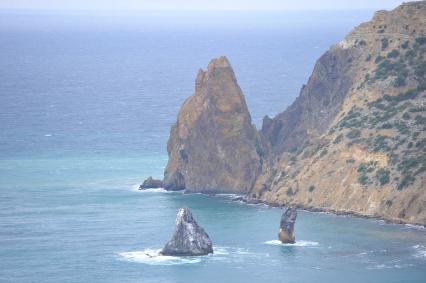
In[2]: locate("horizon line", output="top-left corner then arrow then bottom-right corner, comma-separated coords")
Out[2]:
0,7 -> 383,13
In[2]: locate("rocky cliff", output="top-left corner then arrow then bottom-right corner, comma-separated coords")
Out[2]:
252,1 -> 426,225
163,56 -> 261,193
163,1 -> 426,225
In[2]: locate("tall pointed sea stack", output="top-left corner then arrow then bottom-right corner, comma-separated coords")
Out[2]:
164,56 -> 261,193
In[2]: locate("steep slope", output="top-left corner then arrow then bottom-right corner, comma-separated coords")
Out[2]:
163,56 -> 261,193
252,1 -> 426,225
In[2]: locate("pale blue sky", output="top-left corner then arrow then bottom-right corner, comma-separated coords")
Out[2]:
0,0 -> 406,11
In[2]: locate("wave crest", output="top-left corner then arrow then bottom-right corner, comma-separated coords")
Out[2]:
118,249 -> 202,265
264,240 -> 319,247
413,245 -> 426,259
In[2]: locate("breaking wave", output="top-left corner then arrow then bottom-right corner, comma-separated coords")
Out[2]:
118,246 -> 259,265
118,249 -> 202,265
264,240 -> 319,247
412,245 -> 426,259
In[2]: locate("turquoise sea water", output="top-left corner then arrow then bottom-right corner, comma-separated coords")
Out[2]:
1,10 -> 426,283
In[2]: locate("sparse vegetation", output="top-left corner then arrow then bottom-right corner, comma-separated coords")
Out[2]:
415,115 -> 426,125
319,148 -> 328,158
401,41 -> 409,49
377,169 -> 390,185
402,112 -> 411,120
397,174 -> 415,190
415,37 -> 426,45
358,174 -> 369,185
381,38 -> 389,50
374,59 -> 408,81
333,134 -> 343,144
346,129 -> 361,139
375,55 -> 384,63
387,49 -> 399,58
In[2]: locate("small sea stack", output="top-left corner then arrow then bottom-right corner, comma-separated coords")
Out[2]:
139,176 -> 163,190
279,207 -> 297,244
161,207 -> 213,256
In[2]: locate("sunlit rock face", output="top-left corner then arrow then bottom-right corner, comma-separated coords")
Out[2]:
252,2 -> 426,226
163,56 -> 261,194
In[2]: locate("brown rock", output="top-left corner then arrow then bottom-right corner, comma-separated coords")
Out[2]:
139,176 -> 163,189
253,1 -> 426,226
163,56 -> 261,194
279,207 -> 297,244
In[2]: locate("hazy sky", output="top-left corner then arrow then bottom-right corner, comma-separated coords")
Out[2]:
0,0 -> 406,11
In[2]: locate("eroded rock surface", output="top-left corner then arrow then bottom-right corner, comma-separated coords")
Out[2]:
252,1 -> 426,225
279,207 -> 297,244
139,176 -> 163,190
163,56 -> 261,193
161,207 -> 213,256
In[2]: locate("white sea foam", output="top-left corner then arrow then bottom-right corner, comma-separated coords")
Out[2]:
215,193 -> 240,198
118,249 -> 202,265
367,263 -> 414,270
118,246 -> 256,265
137,188 -> 169,193
264,240 -> 319,247
412,245 -> 426,259
405,224 -> 426,231
132,184 -> 180,193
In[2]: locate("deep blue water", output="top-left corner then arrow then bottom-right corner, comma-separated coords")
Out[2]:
0,10 -> 425,283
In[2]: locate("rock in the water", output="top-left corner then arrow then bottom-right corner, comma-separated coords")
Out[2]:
139,176 -> 163,190
163,56 -> 261,194
231,196 -> 244,202
278,207 -> 297,244
161,207 -> 213,256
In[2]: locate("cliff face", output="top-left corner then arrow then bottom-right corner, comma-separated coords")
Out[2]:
253,1 -> 426,225
162,2 -> 426,225
164,57 -> 261,193
261,46 -> 358,155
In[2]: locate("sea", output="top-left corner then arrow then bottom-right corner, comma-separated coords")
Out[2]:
0,9 -> 425,283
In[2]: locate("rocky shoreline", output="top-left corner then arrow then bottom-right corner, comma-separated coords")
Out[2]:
136,183 -> 426,227
140,1 -> 426,226
220,193 -> 426,227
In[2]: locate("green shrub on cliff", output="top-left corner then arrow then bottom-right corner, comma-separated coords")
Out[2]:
333,134 -> 343,144
346,129 -> 361,139
387,50 -> 400,58
401,41 -> 409,49
376,169 -> 390,185
381,38 -> 389,50
375,55 -> 384,63
415,37 -> 426,45
393,75 -> 406,87
358,174 -> 369,185
374,59 -> 408,81
398,174 -> 415,190
415,115 -> 426,125
414,61 -> 426,79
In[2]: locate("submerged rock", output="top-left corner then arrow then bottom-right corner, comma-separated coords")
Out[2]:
279,207 -> 297,244
139,176 -> 164,190
161,207 -> 213,256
